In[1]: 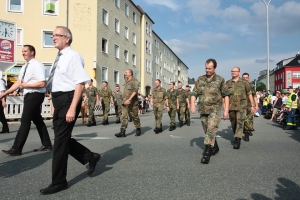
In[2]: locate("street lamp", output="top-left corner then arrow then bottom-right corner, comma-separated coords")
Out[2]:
262,0 -> 272,90
254,72 -> 259,90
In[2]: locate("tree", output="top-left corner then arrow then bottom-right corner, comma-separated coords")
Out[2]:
256,82 -> 266,91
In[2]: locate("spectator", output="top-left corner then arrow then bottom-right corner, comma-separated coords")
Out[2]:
270,92 -> 282,121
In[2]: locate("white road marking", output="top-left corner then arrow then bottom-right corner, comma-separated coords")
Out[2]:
170,135 -> 184,139
72,137 -> 113,140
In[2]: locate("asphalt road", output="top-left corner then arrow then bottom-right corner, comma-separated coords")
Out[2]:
0,112 -> 299,200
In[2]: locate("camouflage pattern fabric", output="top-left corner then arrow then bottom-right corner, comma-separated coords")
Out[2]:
86,86 -> 98,122
167,89 -> 177,126
185,90 -> 192,121
151,87 -> 167,128
177,88 -> 187,122
191,74 -> 229,146
226,77 -> 251,137
113,91 -> 123,121
244,83 -> 256,132
121,77 -> 140,130
99,87 -> 113,120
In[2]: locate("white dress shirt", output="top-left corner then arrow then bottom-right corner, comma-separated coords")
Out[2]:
50,46 -> 90,92
0,79 -> 6,92
18,58 -> 46,95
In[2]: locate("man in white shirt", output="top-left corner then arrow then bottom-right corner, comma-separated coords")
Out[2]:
0,79 -> 9,133
40,26 -> 100,195
1,45 -> 52,155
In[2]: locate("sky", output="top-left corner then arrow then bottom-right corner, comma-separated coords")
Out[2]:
133,0 -> 300,81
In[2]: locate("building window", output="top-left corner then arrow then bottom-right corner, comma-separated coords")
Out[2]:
102,38 -> 108,53
124,26 -> 129,39
7,0 -> 23,12
43,31 -> 54,47
114,45 -> 119,59
156,72 -> 159,79
115,19 -> 120,33
43,0 -> 59,16
146,60 -> 151,73
293,72 -> 300,78
132,54 -> 136,66
146,41 -> 150,54
114,70 -> 119,84
133,32 -> 136,44
133,11 -> 136,23
125,3 -> 129,16
115,0 -> 120,8
124,50 -> 128,62
16,28 -> 23,46
102,9 -> 108,25
102,67 -> 108,81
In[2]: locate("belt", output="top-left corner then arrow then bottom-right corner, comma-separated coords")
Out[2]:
52,91 -> 74,97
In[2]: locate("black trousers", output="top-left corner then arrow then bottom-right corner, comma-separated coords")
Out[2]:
13,93 -> 51,152
52,91 -> 93,185
0,101 -> 9,130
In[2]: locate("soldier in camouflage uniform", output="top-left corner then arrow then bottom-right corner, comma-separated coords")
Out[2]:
191,58 -> 229,164
113,85 -> 123,124
150,79 -> 168,134
177,82 -> 189,127
98,81 -> 114,125
242,73 -> 258,139
166,82 -> 177,131
115,69 -> 141,137
185,85 -> 192,126
85,79 -> 99,127
226,67 -> 255,149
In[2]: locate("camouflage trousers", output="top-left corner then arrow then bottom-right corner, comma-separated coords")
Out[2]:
115,105 -> 122,121
168,105 -> 177,126
121,103 -> 141,130
244,108 -> 254,132
177,105 -> 186,122
185,106 -> 190,121
229,110 -> 246,139
153,104 -> 164,128
102,100 -> 110,120
88,101 -> 96,123
200,112 -> 221,147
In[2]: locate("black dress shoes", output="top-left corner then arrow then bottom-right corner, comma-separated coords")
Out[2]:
87,153 -> 101,176
33,146 -> 52,152
40,182 -> 68,195
2,148 -> 22,156
0,128 -> 9,133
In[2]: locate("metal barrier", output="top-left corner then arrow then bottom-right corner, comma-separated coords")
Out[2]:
4,96 -> 117,119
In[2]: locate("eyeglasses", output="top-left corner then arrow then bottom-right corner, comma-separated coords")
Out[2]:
51,34 -> 67,38
231,71 -> 240,72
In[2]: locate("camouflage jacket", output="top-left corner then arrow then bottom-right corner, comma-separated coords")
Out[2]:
86,86 -> 98,103
247,83 -> 256,107
123,77 -> 139,104
192,74 -> 229,114
151,87 -> 167,106
167,89 -> 178,108
113,91 -> 123,106
177,88 -> 187,106
99,87 -> 113,103
186,90 -> 192,104
226,77 -> 251,111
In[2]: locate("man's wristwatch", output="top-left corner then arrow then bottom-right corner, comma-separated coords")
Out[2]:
128,99 -> 132,102
251,105 -> 255,107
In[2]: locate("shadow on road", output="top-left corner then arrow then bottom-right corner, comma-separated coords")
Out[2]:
267,122 -> 300,143
190,137 -> 205,150
251,177 -> 300,200
0,137 -> 15,144
217,125 -> 234,145
68,144 -> 133,187
72,132 -> 98,140
0,152 -> 52,178
126,126 -> 152,136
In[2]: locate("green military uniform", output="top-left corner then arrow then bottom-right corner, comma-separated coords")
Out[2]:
121,77 -> 141,130
113,91 -> 123,123
86,86 -> 98,124
177,88 -> 187,126
151,87 -> 167,132
99,87 -> 113,122
226,78 -> 251,139
166,89 -> 178,128
244,83 -> 256,133
185,90 -> 192,125
192,74 -> 229,146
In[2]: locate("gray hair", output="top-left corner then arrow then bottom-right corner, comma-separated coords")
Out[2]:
56,26 -> 73,45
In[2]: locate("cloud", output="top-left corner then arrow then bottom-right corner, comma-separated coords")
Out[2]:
143,0 -> 180,11
164,39 -> 209,56
196,32 -> 232,43
255,58 -> 275,63
187,0 -> 221,22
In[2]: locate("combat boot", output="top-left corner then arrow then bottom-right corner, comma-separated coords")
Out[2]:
172,125 -> 176,130
201,145 -> 212,164
169,125 -> 174,131
115,128 -> 126,138
244,132 -> 250,142
179,121 -> 183,128
249,131 -> 253,136
211,139 -> 219,155
187,120 -> 190,126
102,120 -> 106,125
91,121 -> 97,126
135,128 -> 141,136
233,138 -> 241,149
154,127 -> 159,134
115,120 -> 120,124
86,121 -> 92,127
